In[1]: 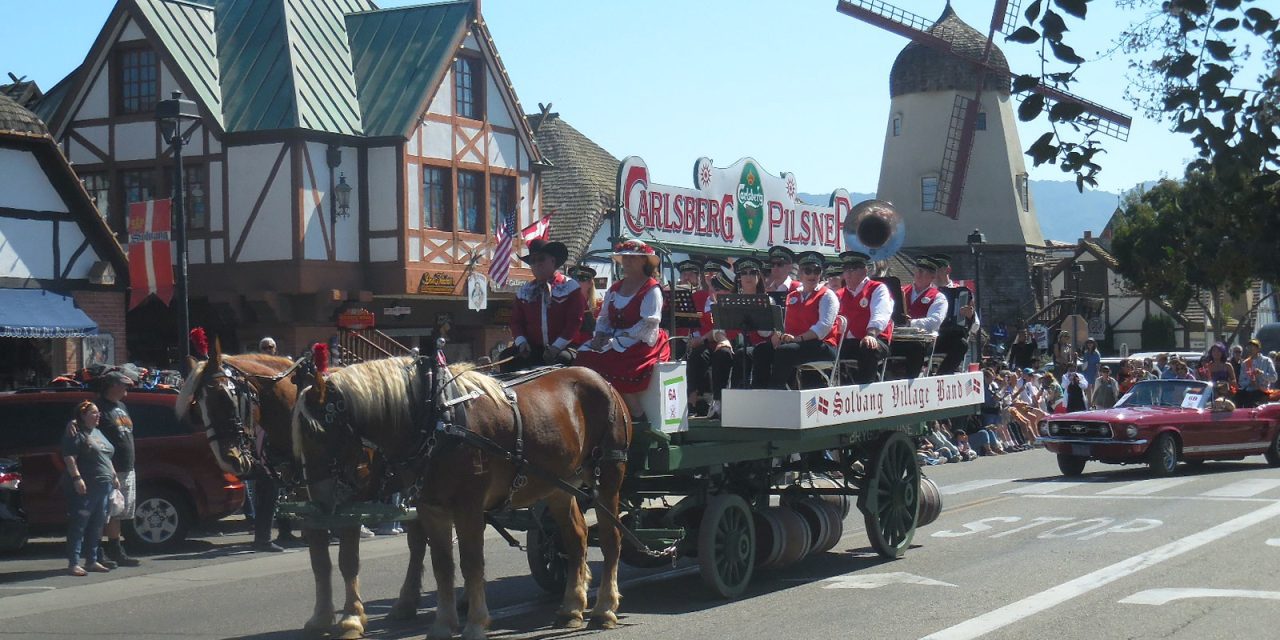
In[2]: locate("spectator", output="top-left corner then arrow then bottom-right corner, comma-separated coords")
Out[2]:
95,370 -> 140,568
1154,353 -> 1171,378
259,337 -> 278,354
1039,372 -> 1064,413
924,421 -> 961,462
1118,359 -> 1139,394
1091,365 -> 1121,409
1210,381 -> 1237,412
1237,339 -> 1278,407
1051,330 -> 1075,373
1062,363 -> 1090,412
1080,339 -> 1101,384
1229,344 -> 1245,380
1007,328 -> 1039,371
62,400 -> 118,576
1167,359 -> 1197,381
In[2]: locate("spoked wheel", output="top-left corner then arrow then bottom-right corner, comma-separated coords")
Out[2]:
697,494 -> 755,598
1146,433 -> 1179,477
526,516 -> 568,594
857,431 -> 920,559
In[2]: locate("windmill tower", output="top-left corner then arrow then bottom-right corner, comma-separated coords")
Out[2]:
837,0 -> 1131,325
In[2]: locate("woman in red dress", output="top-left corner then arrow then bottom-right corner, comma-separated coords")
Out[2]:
576,240 -> 671,419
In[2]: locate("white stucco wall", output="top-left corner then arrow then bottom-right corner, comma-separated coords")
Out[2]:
367,146 -> 398,233
0,218 -> 52,279
78,66 -> 110,121
227,143 -> 290,262
0,149 -> 68,212
113,121 -> 155,162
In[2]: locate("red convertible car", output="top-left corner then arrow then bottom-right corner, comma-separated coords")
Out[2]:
1040,380 -> 1280,477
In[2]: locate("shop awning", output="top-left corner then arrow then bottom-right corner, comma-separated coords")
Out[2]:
0,289 -> 99,338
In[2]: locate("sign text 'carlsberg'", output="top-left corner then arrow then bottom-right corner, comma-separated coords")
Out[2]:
619,156 -> 854,252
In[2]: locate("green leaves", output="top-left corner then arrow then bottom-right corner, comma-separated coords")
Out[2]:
1204,39 -> 1234,61
1050,41 -> 1086,64
1019,94 -> 1046,121
1007,26 -> 1040,44
1026,131 -> 1059,167
1054,0 -> 1088,19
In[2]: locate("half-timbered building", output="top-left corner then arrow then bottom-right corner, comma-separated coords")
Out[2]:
36,0 -> 542,362
0,94 -> 129,388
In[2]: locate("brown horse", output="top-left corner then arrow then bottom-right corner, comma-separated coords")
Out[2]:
294,358 -> 632,640
177,349 -> 430,638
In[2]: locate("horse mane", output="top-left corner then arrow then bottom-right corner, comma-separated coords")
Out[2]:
175,353 -> 297,419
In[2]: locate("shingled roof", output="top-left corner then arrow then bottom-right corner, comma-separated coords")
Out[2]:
527,112 -> 620,265
889,4 -> 1011,97
0,93 -> 49,136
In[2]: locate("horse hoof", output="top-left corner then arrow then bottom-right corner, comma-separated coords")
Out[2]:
461,624 -> 489,640
303,615 -> 332,637
589,611 -> 619,630
427,623 -> 454,640
555,614 -> 585,629
387,600 -> 418,621
335,614 -> 364,640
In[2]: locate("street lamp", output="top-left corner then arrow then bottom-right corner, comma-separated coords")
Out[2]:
967,228 -> 986,361
155,91 -> 200,367
334,174 -> 352,220
1071,261 -> 1085,359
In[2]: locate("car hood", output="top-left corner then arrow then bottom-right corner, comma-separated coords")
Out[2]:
1051,406 -> 1198,424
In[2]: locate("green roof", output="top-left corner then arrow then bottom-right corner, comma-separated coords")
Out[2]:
134,0 -> 224,129
347,1 -> 471,138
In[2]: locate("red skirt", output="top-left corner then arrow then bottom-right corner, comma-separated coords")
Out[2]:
577,331 -> 671,393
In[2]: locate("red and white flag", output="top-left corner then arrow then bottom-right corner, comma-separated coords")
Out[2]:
519,212 -> 553,244
489,212 -> 516,287
127,199 -> 175,310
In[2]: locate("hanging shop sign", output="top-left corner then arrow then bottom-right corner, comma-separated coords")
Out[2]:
468,272 -> 489,311
618,156 -> 856,253
337,308 -> 376,330
417,271 -> 457,295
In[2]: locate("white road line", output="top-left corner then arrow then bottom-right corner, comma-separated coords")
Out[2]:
0,586 -> 56,591
487,566 -> 698,621
1200,478 -> 1280,498
1097,477 -> 1196,496
919,499 -> 1280,640
1120,588 -> 1280,606
938,479 -> 1014,495
1004,481 -> 1087,495
1022,494 -> 1277,503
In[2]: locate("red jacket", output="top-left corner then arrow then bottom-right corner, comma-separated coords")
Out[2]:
839,280 -> 893,342
903,283 -> 940,320
510,272 -> 587,349
785,285 -> 839,347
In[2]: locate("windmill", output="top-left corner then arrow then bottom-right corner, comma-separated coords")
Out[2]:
836,0 -> 1132,220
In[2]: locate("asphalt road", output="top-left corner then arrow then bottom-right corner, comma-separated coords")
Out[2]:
4,450 -> 1280,639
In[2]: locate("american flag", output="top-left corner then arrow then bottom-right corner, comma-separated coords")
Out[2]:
489,212 -> 516,287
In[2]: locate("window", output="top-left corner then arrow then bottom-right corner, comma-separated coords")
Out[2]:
456,170 -> 484,233
921,176 -> 939,212
117,48 -> 158,114
976,111 -> 987,131
489,175 -> 516,235
120,169 -> 155,207
892,114 -> 902,137
423,166 -> 451,230
183,165 -> 208,230
81,173 -> 110,222
454,57 -> 483,120
1016,173 -> 1030,212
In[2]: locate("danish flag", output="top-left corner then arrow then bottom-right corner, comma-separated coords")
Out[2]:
127,199 -> 175,310
519,211 -> 553,244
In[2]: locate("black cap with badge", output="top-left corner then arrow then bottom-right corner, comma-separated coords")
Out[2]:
767,246 -> 796,264
568,264 -> 597,281
930,253 -> 952,269
676,259 -> 701,274
839,250 -> 871,269
733,256 -> 764,275
914,255 -> 939,272
796,251 -> 826,267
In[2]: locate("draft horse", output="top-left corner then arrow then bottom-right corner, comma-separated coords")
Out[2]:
294,356 -> 633,640
176,347 -> 430,638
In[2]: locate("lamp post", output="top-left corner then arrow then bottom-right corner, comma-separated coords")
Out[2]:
156,91 -> 200,367
1071,262 -> 1085,360
967,228 -> 986,362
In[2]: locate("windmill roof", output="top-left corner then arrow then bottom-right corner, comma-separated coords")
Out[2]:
527,112 -> 620,265
0,93 -> 49,136
889,4 -> 1011,97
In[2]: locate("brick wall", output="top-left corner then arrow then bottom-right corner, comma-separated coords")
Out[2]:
919,245 -> 1046,331
69,290 -> 128,368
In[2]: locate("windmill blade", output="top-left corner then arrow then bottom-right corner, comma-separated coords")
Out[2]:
1023,83 -> 1133,141
835,0 -> 951,49
993,0 -> 1023,37
936,95 -> 982,219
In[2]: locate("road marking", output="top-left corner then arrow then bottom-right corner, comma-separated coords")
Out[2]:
919,499 -> 1280,640
0,586 -> 56,591
1020,494 -> 1277,503
823,572 -> 955,590
938,479 -> 1014,495
486,566 -> 699,621
1097,477 -> 1196,495
1120,588 -> 1280,606
1267,538 -> 1280,546
1004,481 -> 1087,495
1200,478 -> 1280,498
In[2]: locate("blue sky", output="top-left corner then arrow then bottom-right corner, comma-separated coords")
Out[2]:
0,0 -> 1232,195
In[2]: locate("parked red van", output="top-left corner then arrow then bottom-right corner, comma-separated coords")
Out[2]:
0,387 -> 245,549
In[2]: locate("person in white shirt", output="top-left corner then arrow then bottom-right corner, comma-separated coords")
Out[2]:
930,254 -> 979,374
891,257 -> 949,378
836,251 -> 893,384
764,245 -> 799,294
768,251 -> 841,389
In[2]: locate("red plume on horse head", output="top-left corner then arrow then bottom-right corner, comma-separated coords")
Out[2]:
189,327 -> 209,360
312,342 -> 330,374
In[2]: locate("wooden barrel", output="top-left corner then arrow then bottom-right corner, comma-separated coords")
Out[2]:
917,475 -> 943,528
779,474 -> 851,518
789,498 -> 843,557
752,508 -> 787,569
771,507 -> 811,568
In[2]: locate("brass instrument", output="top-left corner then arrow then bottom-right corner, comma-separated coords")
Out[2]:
842,199 -> 905,262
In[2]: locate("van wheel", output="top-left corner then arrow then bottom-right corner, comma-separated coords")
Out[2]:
125,487 -> 192,550
1266,430 -> 1280,467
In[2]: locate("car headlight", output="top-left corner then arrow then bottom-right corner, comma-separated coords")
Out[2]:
1116,424 -> 1138,439
1041,424 -> 1051,437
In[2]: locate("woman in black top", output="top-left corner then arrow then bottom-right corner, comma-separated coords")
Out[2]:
1008,328 -> 1039,371
61,400 -> 119,576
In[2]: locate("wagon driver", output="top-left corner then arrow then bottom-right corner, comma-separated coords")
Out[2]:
576,239 -> 671,419
500,239 -> 587,372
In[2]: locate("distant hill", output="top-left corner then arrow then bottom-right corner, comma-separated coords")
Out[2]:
803,181 -> 1155,243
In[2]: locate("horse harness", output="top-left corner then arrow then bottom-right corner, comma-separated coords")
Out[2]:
203,361 -> 301,488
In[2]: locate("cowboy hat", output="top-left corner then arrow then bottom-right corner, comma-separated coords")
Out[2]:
519,239 -> 568,267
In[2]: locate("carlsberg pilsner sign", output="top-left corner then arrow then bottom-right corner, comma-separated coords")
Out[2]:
618,156 -> 855,253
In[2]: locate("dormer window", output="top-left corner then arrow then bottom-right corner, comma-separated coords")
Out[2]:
116,46 -> 158,115
454,56 -> 484,120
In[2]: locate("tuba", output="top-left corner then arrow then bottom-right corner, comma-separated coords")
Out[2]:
843,199 -> 905,261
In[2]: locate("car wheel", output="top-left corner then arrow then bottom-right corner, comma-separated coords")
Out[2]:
1056,454 -> 1087,477
1266,430 -> 1280,467
1146,434 -> 1179,477
125,487 -> 192,550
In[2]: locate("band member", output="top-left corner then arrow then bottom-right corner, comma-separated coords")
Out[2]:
569,264 -> 602,346
577,239 -> 671,419
688,258 -> 734,416
836,251 -> 892,384
669,259 -> 702,360
769,251 -> 840,389
893,256 -> 949,378
931,253 -> 978,374
764,245 -> 800,293
727,256 -> 776,389
824,263 -> 846,292
501,240 -> 586,372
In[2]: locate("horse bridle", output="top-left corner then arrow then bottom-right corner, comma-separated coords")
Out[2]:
194,360 -> 300,485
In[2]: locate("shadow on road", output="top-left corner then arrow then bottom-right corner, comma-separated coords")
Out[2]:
1010,459 -> 1271,484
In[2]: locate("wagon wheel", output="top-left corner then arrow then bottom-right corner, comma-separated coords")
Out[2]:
857,431 -> 920,559
697,494 -> 755,598
526,516 -> 568,594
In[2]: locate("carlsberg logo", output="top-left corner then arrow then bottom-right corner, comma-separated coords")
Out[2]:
737,163 -> 765,244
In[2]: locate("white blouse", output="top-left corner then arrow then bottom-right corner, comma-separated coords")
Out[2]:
588,284 -> 663,352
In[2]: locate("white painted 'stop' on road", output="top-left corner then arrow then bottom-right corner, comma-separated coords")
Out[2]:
938,479 -> 1014,495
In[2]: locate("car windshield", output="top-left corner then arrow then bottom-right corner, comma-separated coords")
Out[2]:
1115,380 -> 1210,409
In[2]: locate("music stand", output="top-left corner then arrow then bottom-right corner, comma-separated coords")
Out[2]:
714,294 -> 783,333
668,287 -> 702,329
